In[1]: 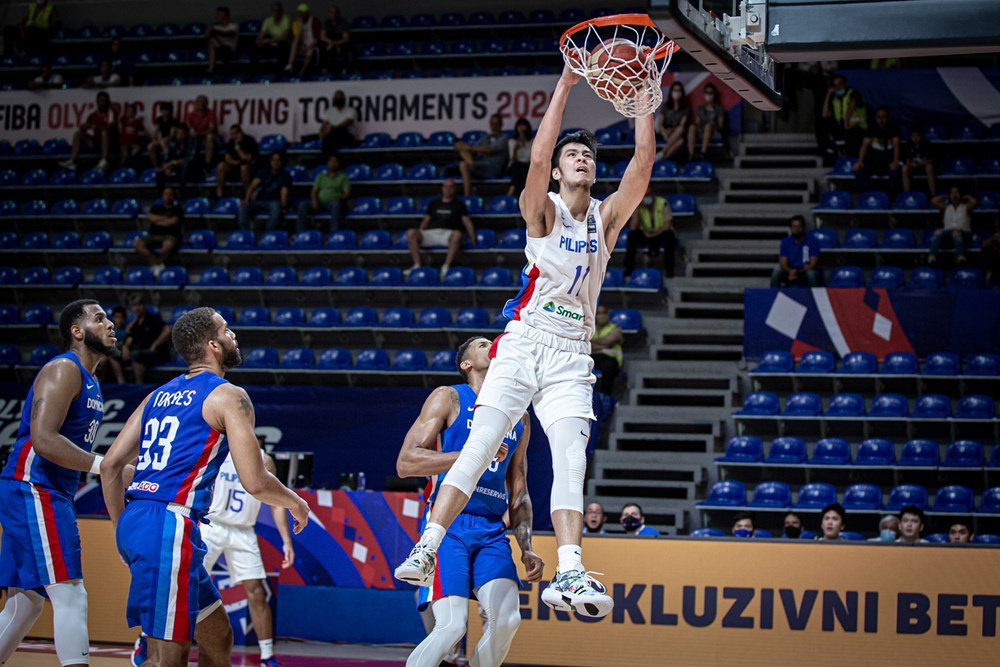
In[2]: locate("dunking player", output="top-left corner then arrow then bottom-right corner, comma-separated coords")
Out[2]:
0,300 -> 119,666
397,337 -> 541,667
396,64 -> 655,618
100,307 -> 309,667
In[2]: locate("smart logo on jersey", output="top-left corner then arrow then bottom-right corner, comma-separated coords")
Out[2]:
559,235 -> 598,254
542,301 -> 584,321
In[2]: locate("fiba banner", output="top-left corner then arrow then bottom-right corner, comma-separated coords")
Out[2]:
470,535 -> 1000,666
0,72 -> 741,143
743,288 -> 1000,360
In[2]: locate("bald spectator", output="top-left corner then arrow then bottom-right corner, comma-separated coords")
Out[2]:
583,502 -> 606,535
816,503 -> 847,541
782,511 -> 803,539
206,5 -> 239,74
896,505 -> 928,544
948,522 -> 974,544
868,514 -> 900,542
620,503 -> 660,537
590,305 -> 623,394
732,511 -> 756,538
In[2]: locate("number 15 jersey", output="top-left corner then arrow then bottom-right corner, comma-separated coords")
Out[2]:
126,372 -> 230,515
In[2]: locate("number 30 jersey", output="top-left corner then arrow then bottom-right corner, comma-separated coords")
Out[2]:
126,371 -> 230,515
502,192 -> 611,342
205,452 -> 263,528
0,352 -> 104,498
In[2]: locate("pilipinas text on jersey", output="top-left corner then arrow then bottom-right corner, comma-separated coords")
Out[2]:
126,371 -> 230,515
0,352 -> 104,497
206,452 -> 264,527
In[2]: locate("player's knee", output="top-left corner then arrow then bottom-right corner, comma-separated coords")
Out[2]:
495,606 -> 520,637
244,581 -> 266,606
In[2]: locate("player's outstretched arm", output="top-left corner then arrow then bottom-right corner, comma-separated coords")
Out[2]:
519,65 -> 581,237
396,386 -> 461,478
506,414 -> 543,582
264,453 -> 296,568
101,393 -> 153,525
29,358 -> 103,474
600,107 -> 656,241
211,385 -> 309,533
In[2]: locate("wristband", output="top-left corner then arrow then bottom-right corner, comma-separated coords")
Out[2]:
90,454 -> 104,475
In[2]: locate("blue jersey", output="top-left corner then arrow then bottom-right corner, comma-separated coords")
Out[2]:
126,372 -> 230,515
1,352 -> 103,498
426,384 -> 522,519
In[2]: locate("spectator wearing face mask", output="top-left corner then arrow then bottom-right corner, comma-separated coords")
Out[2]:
687,83 -> 725,160
731,511 -> 755,538
770,214 -> 820,287
625,184 -> 678,279
620,503 -> 660,537
868,514 -> 900,542
782,511 -> 803,539
658,81 -> 689,161
583,502 -> 607,535
816,503 -> 847,541
319,88 -> 358,158
820,74 -> 867,158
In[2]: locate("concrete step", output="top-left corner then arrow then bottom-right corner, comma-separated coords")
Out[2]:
688,245 -> 775,263
687,261 -> 774,278
591,453 -> 706,485
721,189 -> 811,204
704,225 -> 789,241
651,343 -> 744,362
672,288 -> 744,304
669,302 -> 745,320
587,478 -> 697,501
722,177 -> 814,192
734,154 -> 824,169
629,387 -> 733,409
659,329 -> 742,345
739,133 -> 817,145
631,373 -> 737,392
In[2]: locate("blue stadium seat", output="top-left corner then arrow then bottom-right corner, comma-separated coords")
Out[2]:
392,349 -> 427,371
21,200 -> 49,216
21,168 -> 48,186
141,168 -> 160,186
402,267 -> 436,287
843,229 -> 876,249
79,198 -> 108,216
375,163 -> 404,181
158,266 -> 187,286
326,230 -> 356,249
497,229 -> 525,249
79,168 -> 106,186
410,13 -> 436,27
458,195 -> 484,215
843,483 -> 883,510
924,533 -> 949,544
317,347 -> 352,370
350,197 -> 381,217
381,307 -> 414,328
799,350 -> 835,373
681,161 -> 714,179
949,267 -> 983,291
627,269 -> 663,290
308,308 -> 340,328
443,266 -> 475,287
0,232 -> 16,250
978,488 -> 1000,514
856,191 -> 888,211
941,156 -> 974,176
359,230 -> 391,249
416,307 -> 452,328
429,349 -> 458,371
453,307 -> 489,329
22,304 -> 53,325
856,438 -> 895,466
755,350 -> 793,373
369,266 -> 402,286
0,169 -> 17,187
697,480 -> 746,507
942,440 -> 984,468
231,266 -> 263,285
29,345 -> 59,365
0,304 -> 18,324
21,232 -> 49,249
972,535 -> 1000,544
300,266 -> 332,286
395,132 -> 424,148
841,351 -> 876,374
869,266 -> 904,289
826,393 -> 865,417
893,191 -> 929,210
51,199 -> 79,216
603,268 -> 624,288
259,231 -> 289,250
979,157 -> 1000,176
121,231 -> 147,249
199,267 -> 229,285
765,437 -> 806,464
14,140 -> 41,157
783,392 -> 822,416
923,352 -> 960,376
209,306 -> 234,324
213,197 -> 241,215
124,267 -> 154,286
265,266 -> 297,286
976,190 -> 1000,209
609,308 -> 642,332
912,394 -> 951,419
356,348 -> 389,370
50,169 -> 76,186
898,439 -> 939,467
291,230 -> 322,251
239,306 -> 270,326
384,196 -> 416,215
286,165 -> 310,184
243,347 -> 278,368
343,307 -> 377,327
839,532 -> 865,541
881,352 -> 918,374
827,265 -> 864,288
966,353 -> 999,376
810,438 -> 851,465
273,307 -> 305,327
0,344 -> 19,365
42,138 -> 70,156
652,161 -> 678,178
91,266 -> 122,285
809,228 -> 839,249
427,131 -> 456,147
186,229 -> 217,250
110,167 -> 137,185
21,267 -> 50,285
478,267 -> 512,287
816,191 -> 851,210
869,393 -> 909,417
488,196 -> 518,215
689,528 -> 727,538
716,436 -> 764,463
258,134 -> 288,153
880,229 -> 916,249
955,394 -> 995,420
0,267 -> 17,285
738,392 -> 780,415
886,484 -> 928,511
794,482 -> 837,509
748,481 -> 792,508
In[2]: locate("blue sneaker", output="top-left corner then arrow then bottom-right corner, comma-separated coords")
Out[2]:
130,634 -> 147,667
262,657 -> 281,667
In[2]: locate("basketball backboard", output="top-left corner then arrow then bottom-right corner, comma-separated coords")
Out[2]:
648,0 -> 1000,111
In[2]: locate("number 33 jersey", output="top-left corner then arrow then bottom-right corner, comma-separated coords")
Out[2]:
205,452 -> 263,528
501,192 -> 611,342
126,371 -> 230,514
1,352 -> 104,497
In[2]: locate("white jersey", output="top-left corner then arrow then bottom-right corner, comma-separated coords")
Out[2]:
502,192 -> 610,341
207,452 -> 263,528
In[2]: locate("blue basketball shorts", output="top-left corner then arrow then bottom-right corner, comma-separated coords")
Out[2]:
116,500 -> 220,641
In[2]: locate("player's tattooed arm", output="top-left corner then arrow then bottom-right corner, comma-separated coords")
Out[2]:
507,414 -> 543,582
30,397 -> 44,420
238,395 -> 254,419
396,386 -> 461,478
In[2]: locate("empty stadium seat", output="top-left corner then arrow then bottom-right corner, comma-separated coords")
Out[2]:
898,439 -> 939,467
783,392 -> 822,416
907,267 -> 943,289
609,308 -> 642,332
198,267 -> 229,285
602,268 -> 624,288
978,488 -> 1000,514
392,349 -> 427,371
124,267 -> 154,285
966,353 -> 1000,376
307,308 -> 340,328
384,196 -> 417,215
359,230 -> 391,249
157,266 -> 187,286
869,393 -> 909,418
843,229 -> 876,249
265,266 -> 297,286
856,191 -> 888,210
22,304 -> 53,325
799,350 -> 835,373
334,267 -> 366,286
881,352 -> 918,374
886,484 -> 929,511
817,191 -> 851,210
893,191 -> 929,210
342,307 -> 376,327
273,307 -> 305,327
326,230 -> 356,249
231,267 -> 263,285
454,307 -> 489,329
280,348 -> 314,369
856,438 -> 895,466
843,483 -> 883,510
880,229 -> 916,249
428,349 -> 458,371
809,228 -> 839,249
259,231 -> 289,250
755,350 -> 793,373
869,266 -> 904,289
350,197 -> 381,216
0,305 -> 18,324
840,532 -> 866,541
212,306 -> 236,324
766,437 -> 806,464
972,535 -> 1000,544
243,347 -> 279,368
416,307 -> 451,328
627,269 -> 663,290
955,395 -> 995,420
0,344 -> 20,365
950,267 -> 983,290
912,394 -> 951,419
356,348 -> 389,370
717,436 -> 764,463
827,265 -> 864,288
942,440 -> 984,468
738,392 -> 780,415
689,528 -> 726,537
794,482 -> 837,509
923,352 -> 960,376
697,480 -> 746,507
826,393 -> 865,417
924,533 -> 949,544
810,438 -> 851,465
748,481 -> 792,508
841,351 -> 877,374
29,345 -> 59,365
376,306 -> 411,328
21,232 -> 49,249
314,347 -> 349,370
226,230 -> 256,250
366,266 -> 400,287
300,266 -> 332,286
404,267 -> 437,287
92,266 -> 122,285
479,267 -> 513,287
186,229 -> 217,250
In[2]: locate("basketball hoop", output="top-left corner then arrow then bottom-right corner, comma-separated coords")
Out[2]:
560,13 -> 678,118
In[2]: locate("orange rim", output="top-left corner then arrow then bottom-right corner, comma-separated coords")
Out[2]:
559,13 -> 679,60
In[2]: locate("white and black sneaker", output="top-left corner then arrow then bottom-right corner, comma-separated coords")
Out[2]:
394,541 -> 437,587
541,567 -> 613,618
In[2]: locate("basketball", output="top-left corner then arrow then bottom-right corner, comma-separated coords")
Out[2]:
586,39 -> 649,101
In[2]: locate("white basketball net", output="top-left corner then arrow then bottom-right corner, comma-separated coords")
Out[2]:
560,16 -> 676,118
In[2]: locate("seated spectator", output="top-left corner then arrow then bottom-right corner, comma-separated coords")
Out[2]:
948,521 -> 974,544
982,219 -> 1000,288
215,124 -> 259,199
455,113 -> 508,197
583,502 -> 606,535
84,60 -> 122,89
320,5 -> 352,75
901,125 -> 937,194
27,62 -> 63,90
820,74 -> 866,158
731,511 -> 756,538
118,102 -> 148,165
60,91 -> 116,171
105,305 -> 128,384
319,89 -> 358,157
187,94 -> 219,166
122,294 -> 171,384
405,178 -> 476,278
620,503 -> 660,537
285,3 -> 323,76
929,187 -> 977,265
658,81 -> 690,161
868,514 -> 900,542
770,214 -> 820,287
134,186 -> 184,277
148,102 -> 183,169
591,305 -> 623,394
687,82 -> 725,160
155,125 -> 200,193
206,5 -> 239,74
2,0 -> 60,58
507,117 -> 533,197
625,184 -> 678,279
852,106 -> 901,194
297,154 -> 350,233
253,2 -> 292,74
239,151 -> 291,232
106,37 -> 135,87
782,511 -> 803,539
896,505 -> 928,544
816,503 -> 847,541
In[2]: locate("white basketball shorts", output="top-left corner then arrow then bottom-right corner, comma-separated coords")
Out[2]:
200,521 -> 266,584
475,319 -> 596,432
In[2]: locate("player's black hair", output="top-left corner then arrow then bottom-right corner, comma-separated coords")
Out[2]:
455,336 -> 486,381
898,504 -> 925,524
820,502 -> 847,525
732,510 -> 756,528
111,305 -> 127,317
58,299 -> 102,343
217,6 -> 231,16
551,129 -> 597,170
621,502 -> 644,516
172,307 -> 219,364
789,214 -> 807,229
